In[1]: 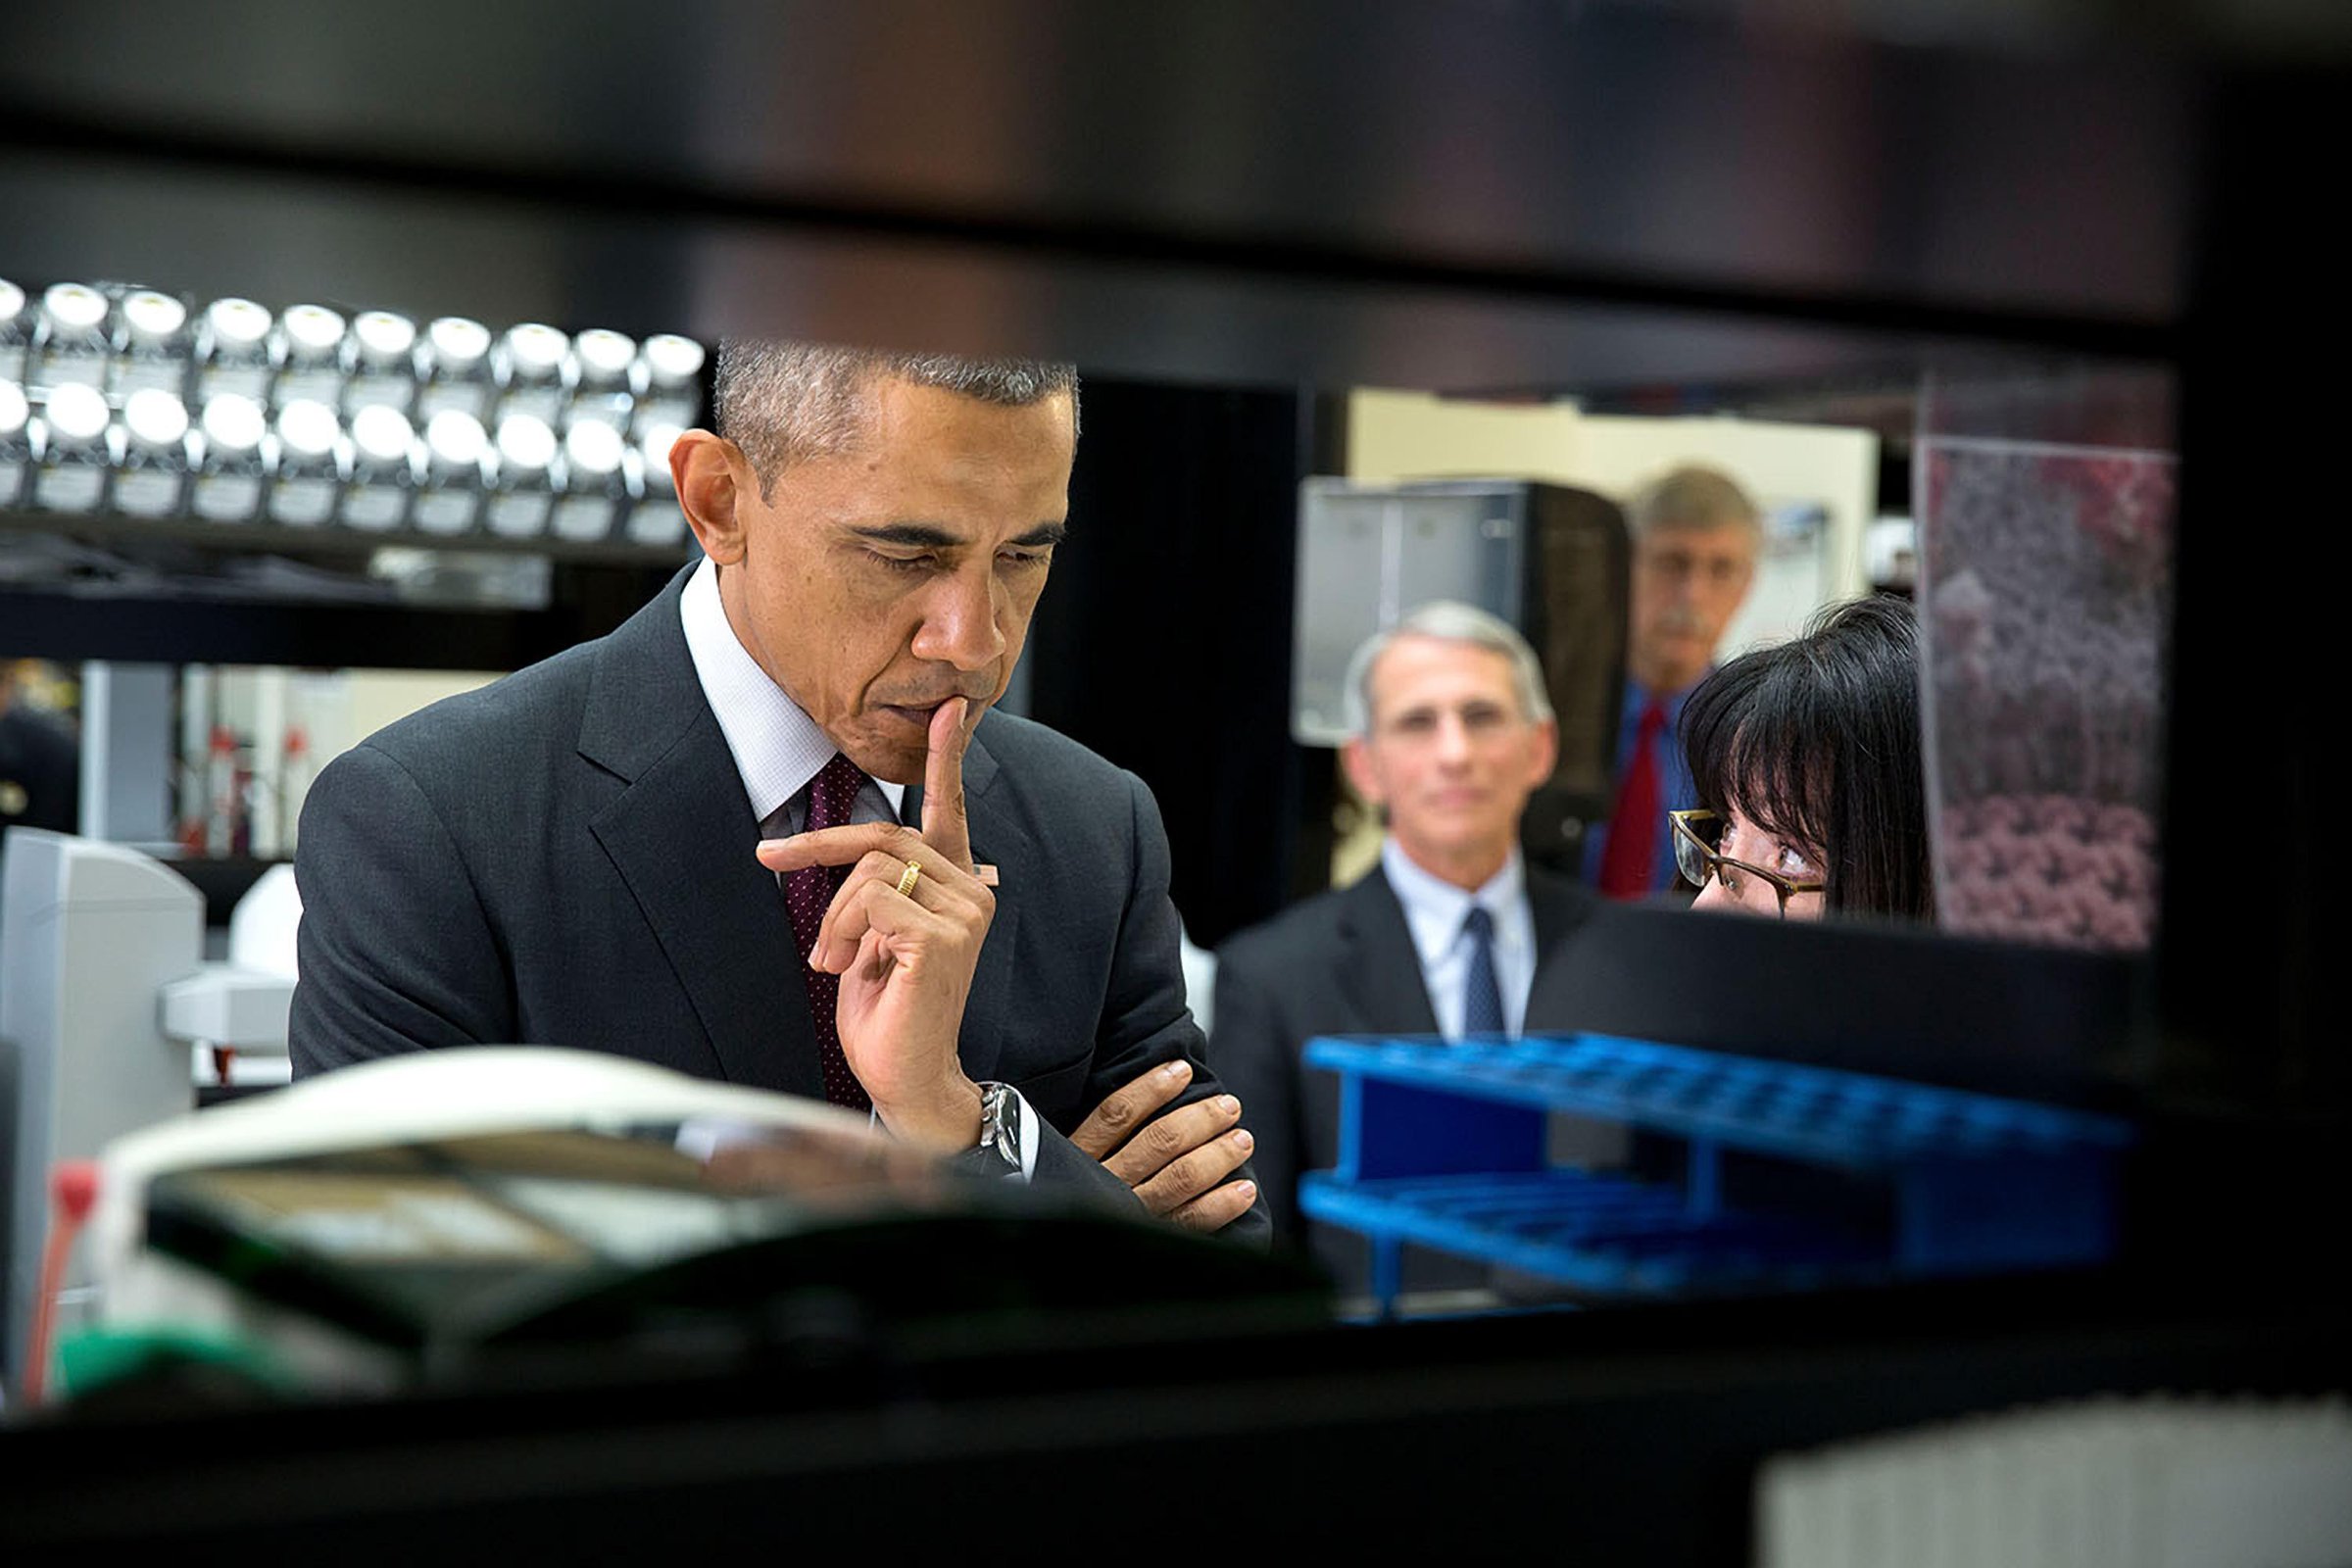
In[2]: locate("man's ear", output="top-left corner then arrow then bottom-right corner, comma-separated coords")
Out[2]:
1525,717 -> 1560,788
1340,735 -> 1386,808
674,430 -> 753,565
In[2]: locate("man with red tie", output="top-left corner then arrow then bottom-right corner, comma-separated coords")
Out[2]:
291,340 -> 1263,1238
1588,466 -> 1762,899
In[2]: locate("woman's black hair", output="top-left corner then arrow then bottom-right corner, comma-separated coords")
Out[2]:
1681,594 -> 1934,920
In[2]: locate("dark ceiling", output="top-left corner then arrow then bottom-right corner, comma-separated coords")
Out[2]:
0,0 -> 2297,394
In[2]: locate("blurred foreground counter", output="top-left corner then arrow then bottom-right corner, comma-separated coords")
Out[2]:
2,1249 -> 2342,1554
4,873 -> 2343,1559
2,1048 -> 2347,1557
13,1049 -> 1324,1404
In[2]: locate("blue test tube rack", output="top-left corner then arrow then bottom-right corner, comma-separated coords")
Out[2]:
1298,1034 -> 2134,1316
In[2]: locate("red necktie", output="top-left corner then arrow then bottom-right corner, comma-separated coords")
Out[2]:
778,752 -> 874,1110
1598,699 -> 1668,898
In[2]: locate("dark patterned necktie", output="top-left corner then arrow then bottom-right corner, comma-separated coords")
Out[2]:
777,752 -> 874,1110
1461,904 -> 1505,1037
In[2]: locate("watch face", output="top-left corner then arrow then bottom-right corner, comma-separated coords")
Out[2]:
982,1084 -> 1021,1170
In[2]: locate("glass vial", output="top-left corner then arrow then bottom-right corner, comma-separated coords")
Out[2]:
32,381 -> 113,511
624,422 -> 689,547
566,328 -> 636,431
274,305 -> 349,409
33,282 -> 113,392
268,400 -> 342,526
341,404 -> 417,531
343,311 -> 417,416
415,316 -> 492,421
412,408 -> 488,535
1,279 -> 31,385
0,379 -> 29,506
551,419 -> 627,542
486,413 -> 558,538
191,393 -> 270,522
634,334 -> 705,433
493,323 -> 569,426
110,290 -> 193,399
114,388 -> 193,517
195,298 -> 276,403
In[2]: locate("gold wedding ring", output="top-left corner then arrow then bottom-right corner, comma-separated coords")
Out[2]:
894,859 -> 923,899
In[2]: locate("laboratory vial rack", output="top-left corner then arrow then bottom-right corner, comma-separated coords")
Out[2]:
1298,1034 -> 2134,1316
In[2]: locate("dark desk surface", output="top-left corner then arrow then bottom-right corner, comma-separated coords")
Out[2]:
4,1266 -> 2341,1560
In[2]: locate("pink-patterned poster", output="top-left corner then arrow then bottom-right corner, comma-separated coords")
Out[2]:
1916,439 -> 2174,951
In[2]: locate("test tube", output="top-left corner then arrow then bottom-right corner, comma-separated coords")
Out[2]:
110,290 -> 193,399
341,404 -> 417,531
551,419 -> 628,542
195,298 -> 275,403
633,334 -> 705,433
268,400 -> 342,525
343,311 -> 417,415
486,413 -> 558,537
493,323 -> 570,426
624,422 -> 689,547
412,408 -> 488,535
113,388 -> 193,517
566,328 -> 637,431
415,316 -> 492,420
32,282 -> 112,392
191,394 -> 270,521
1,379 -> 29,505
1,279 -> 31,384
273,305 -> 349,409
31,381 -> 113,511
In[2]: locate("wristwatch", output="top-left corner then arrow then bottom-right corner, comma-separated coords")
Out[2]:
975,1081 -> 1023,1175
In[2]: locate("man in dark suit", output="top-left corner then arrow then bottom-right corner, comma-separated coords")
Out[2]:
1210,602 -> 1600,1290
292,341 -> 1262,1235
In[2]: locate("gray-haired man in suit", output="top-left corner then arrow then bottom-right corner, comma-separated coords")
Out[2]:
1209,603 -> 1601,1288
291,341 -> 1263,1236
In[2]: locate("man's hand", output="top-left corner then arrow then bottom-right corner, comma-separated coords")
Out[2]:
756,699 -> 993,1155
1071,1059 -> 1258,1232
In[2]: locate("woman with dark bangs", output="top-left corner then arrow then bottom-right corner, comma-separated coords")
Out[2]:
1669,595 -> 1933,921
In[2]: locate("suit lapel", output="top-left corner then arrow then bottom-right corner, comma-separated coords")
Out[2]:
1337,869 -> 1442,1037
578,573 -> 825,1097
903,727 -> 1020,1082
1524,868 -> 1600,1034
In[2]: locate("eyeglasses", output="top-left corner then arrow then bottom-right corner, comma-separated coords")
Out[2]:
1668,808 -> 1825,918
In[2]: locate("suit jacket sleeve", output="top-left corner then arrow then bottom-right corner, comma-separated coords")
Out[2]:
1020,770 -> 1271,1242
1203,946 -> 1306,1250
290,741 -> 513,1075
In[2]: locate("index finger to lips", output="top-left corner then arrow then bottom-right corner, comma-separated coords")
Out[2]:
922,697 -> 975,872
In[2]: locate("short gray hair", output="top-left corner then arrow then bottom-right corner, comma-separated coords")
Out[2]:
1341,601 -> 1555,739
1629,464 -> 1761,539
714,339 -> 1081,495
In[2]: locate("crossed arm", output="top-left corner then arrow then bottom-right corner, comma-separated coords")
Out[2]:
752,700 -> 1264,1235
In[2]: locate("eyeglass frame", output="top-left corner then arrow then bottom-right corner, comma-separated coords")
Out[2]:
1667,808 -> 1826,918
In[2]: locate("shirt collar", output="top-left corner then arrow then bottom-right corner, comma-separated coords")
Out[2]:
1628,672 -> 1705,720
1381,836 -> 1526,968
679,558 -> 906,822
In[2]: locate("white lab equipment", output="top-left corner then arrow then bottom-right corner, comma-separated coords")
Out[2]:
1,833 -> 299,1383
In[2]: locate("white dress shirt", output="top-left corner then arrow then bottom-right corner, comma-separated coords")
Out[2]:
680,557 -> 906,831
679,558 -> 1037,1177
1379,836 -> 1537,1039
